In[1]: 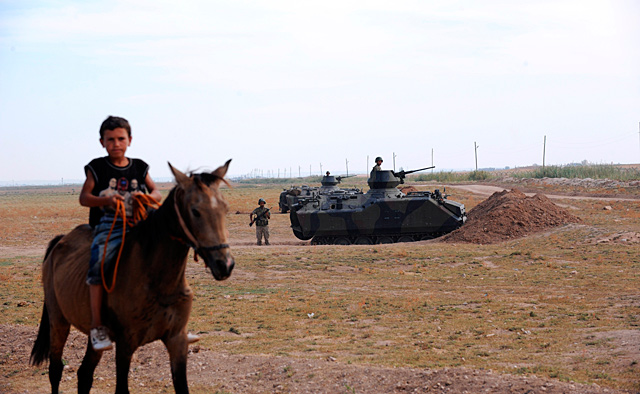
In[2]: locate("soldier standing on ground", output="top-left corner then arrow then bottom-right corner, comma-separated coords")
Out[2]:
250,198 -> 271,245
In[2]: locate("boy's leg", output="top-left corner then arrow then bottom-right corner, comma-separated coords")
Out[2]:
88,284 -> 113,351
89,284 -> 103,328
86,217 -> 121,351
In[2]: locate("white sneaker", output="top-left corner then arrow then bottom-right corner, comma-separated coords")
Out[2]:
187,332 -> 200,344
90,327 -> 113,351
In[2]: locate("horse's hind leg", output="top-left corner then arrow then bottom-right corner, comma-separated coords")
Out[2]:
49,322 -> 70,394
77,338 -> 103,394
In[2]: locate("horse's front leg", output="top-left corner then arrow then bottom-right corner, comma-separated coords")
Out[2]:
114,342 -> 134,394
164,334 -> 190,394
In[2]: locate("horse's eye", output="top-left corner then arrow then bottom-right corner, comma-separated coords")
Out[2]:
191,208 -> 201,218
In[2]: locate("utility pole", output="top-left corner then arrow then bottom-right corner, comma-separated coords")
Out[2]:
393,152 -> 397,171
542,135 -> 546,170
474,142 -> 479,171
320,163 -> 322,175
298,165 -> 301,177
431,149 -> 434,172
345,158 -> 349,177
309,164 -> 311,177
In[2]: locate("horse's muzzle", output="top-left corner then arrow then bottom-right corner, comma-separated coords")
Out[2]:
205,251 -> 234,280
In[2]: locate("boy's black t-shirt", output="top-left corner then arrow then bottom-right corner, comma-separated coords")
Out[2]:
85,156 -> 150,228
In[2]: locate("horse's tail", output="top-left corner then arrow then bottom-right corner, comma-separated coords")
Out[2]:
30,235 -> 64,366
30,304 -> 50,366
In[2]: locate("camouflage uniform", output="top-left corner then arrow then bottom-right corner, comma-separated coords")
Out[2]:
251,206 -> 270,245
370,163 -> 382,177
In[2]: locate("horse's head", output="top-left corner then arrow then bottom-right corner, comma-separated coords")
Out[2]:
169,160 -> 235,281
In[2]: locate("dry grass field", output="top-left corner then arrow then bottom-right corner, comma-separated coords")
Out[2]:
0,179 -> 638,393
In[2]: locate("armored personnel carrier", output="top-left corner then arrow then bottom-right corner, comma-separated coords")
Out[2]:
279,185 -> 315,213
278,174 -> 356,213
289,167 -> 466,244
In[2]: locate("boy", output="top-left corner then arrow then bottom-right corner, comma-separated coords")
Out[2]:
79,116 -> 162,351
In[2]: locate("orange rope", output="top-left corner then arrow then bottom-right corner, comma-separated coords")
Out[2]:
132,193 -> 160,223
100,194 -> 160,293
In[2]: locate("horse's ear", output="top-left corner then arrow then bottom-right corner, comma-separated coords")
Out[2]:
212,159 -> 232,181
168,162 -> 190,186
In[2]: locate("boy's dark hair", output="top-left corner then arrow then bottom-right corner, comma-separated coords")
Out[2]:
99,116 -> 131,139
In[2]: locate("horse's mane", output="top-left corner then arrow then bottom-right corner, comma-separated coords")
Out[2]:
129,172 -> 226,238
191,172 -> 230,188
127,187 -> 176,241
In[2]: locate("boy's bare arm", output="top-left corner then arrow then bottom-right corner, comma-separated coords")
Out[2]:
142,173 -> 163,203
79,171 -> 123,209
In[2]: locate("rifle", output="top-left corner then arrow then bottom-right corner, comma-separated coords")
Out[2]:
249,207 -> 271,227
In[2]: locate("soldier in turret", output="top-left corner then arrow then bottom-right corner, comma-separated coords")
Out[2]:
370,156 -> 383,176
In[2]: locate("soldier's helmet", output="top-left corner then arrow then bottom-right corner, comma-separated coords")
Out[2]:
375,157 -> 383,162
258,198 -> 266,204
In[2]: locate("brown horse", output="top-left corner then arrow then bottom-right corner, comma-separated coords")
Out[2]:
30,161 -> 234,394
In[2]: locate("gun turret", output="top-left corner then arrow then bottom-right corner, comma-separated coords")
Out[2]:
321,174 -> 353,188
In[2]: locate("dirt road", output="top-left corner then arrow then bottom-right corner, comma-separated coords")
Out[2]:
450,184 -> 640,201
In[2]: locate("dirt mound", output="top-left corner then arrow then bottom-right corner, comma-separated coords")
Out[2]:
442,189 -> 580,244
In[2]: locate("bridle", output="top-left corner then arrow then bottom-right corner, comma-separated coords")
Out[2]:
172,188 -> 229,260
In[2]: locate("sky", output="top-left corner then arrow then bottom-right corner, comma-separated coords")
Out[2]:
1,0 -> 639,184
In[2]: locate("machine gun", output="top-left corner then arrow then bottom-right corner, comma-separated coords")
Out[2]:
392,166 -> 435,182
335,174 -> 355,183
249,207 -> 271,227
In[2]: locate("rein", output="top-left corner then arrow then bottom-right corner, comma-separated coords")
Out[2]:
100,194 -> 159,294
